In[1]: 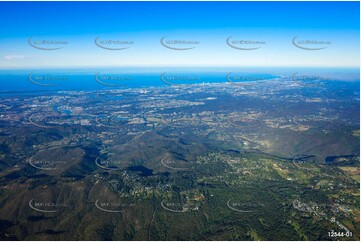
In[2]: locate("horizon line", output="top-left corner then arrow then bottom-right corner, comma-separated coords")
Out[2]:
0,65 -> 360,71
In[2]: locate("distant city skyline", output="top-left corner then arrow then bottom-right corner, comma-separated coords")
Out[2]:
0,1 -> 359,69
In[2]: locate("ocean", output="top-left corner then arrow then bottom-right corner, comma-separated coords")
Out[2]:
0,67 -> 359,96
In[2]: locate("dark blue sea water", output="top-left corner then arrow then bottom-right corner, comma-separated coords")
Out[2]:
0,67 -> 359,96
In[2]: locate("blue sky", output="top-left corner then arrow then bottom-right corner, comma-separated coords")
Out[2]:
0,1 -> 359,69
